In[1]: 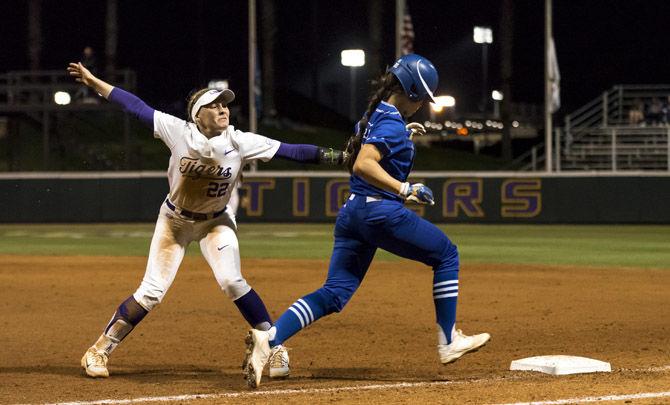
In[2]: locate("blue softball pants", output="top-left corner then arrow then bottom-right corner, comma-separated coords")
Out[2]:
271,194 -> 460,345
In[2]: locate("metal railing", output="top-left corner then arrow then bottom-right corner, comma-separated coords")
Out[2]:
558,126 -> 670,171
0,69 -> 136,112
514,85 -> 670,171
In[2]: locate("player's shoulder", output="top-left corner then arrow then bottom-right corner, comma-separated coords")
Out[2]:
154,110 -> 189,128
371,102 -> 404,124
373,101 -> 402,117
368,114 -> 405,139
228,125 -> 245,142
229,125 -> 261,150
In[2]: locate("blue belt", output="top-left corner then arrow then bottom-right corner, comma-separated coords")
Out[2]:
164,199 -> 225,221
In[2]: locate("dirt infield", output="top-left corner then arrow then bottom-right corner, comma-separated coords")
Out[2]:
1,255 -> 668,404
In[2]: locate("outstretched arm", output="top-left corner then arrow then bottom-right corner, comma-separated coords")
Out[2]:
67,62 -> 154,128
275,143 -> 345,165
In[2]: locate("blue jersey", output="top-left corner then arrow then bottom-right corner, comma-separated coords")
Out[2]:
349,101 -> 414,201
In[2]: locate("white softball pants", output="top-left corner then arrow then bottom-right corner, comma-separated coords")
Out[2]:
133,204 -> 250,311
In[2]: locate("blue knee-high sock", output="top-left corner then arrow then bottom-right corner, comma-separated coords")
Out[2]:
434,268 -> 459,344
270,289 -> 330,346
234,289 -> 273,330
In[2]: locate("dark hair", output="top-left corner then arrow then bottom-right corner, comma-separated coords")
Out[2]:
186,88 -> 210,122
343,73 -> 403,173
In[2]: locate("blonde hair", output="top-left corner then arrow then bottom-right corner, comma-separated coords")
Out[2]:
186,88 -> 210,122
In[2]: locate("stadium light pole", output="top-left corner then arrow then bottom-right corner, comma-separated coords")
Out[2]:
492,90 -> 503,118
473,26 -> 493,113
341,49 -> 365,121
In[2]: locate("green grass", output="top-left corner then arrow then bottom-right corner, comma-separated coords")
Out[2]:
0,223 -> 668,269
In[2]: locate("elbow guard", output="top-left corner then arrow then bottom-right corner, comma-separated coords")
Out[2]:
318,147 -> 347,165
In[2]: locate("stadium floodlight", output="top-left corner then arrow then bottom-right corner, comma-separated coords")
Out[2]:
430,95 -> 456,112
340,49 -> 365,67
473,26 -> 493,44
208,80 -> 229,90
491,90 -> 504,101
54,91 -> 71,105
474,26 -> 492,112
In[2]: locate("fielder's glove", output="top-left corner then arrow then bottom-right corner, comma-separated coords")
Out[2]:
406,122 -> 426,140
318,147 -> 348,165
399,182 -> 435,205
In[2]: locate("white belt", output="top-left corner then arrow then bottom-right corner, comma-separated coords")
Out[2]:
349,193 -> 382,203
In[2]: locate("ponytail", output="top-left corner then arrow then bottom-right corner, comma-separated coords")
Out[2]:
343,73 -> 403,173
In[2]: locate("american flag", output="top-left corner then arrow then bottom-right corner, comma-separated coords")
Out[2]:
400,7 -> 415,55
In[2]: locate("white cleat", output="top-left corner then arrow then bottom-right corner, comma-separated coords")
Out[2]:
268,345 -> 290,378
244,329 -> 270,388
438,329 -> 491,364
81,347 -> 109,378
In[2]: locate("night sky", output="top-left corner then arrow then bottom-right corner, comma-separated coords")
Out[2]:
2,0 -> 669,121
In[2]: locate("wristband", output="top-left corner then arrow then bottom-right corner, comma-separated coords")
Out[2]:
398,182 -> 410,197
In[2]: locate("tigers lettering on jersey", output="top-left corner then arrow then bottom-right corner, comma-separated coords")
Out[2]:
179,157 -> 232,180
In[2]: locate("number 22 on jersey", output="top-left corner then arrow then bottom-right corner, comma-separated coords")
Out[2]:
207,182 -> 229,197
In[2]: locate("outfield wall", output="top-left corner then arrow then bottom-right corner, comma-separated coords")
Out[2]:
1,171 -> 669,223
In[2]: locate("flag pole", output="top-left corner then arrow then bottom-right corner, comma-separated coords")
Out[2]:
248,0 -> 258,171
395,0 -> 405,58
544,0 -> 553,172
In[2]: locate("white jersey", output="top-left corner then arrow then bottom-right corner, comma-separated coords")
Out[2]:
153,111 -> 280,213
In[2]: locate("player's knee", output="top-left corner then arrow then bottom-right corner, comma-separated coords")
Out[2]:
437,243 -> 459,273
220,277 -> 250,300
133,290 -> 162,311
321,285 -> 356,313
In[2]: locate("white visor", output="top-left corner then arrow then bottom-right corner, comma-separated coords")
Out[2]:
190,88 -> 235,122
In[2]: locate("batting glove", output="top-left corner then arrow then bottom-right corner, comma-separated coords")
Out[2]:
399,182 -> 435,205
406,122 -> 426,140
318,147 -> 347,165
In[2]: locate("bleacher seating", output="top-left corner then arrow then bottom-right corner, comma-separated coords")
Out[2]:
558,85 -> 670,171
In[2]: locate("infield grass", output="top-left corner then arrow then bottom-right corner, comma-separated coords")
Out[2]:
0,223 -> 668,269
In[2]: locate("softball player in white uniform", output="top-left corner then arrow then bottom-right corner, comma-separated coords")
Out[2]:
68,62 -> 343,379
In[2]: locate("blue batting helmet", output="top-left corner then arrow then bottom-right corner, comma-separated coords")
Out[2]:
388,53 -> 438,103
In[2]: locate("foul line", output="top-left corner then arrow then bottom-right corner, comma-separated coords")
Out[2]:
32,381 -> 464,405
16,365 -> 670,405
491,391 -> 670,405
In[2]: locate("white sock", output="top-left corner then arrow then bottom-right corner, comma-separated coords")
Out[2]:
92,333 -> 119,355
437,324 -> 448,345
437,324 -> 458,345
268,326 -> 277,341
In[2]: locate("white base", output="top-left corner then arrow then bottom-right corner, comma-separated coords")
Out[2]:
510,355 -> 612,375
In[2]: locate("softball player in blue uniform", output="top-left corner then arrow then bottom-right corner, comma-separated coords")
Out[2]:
244,53 -> 490,388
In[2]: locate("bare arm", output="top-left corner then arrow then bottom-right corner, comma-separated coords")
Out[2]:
67,62 -> 155,127
67,62 -> 113,99
352,144 -> 404,195
353,143 -> 434,204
